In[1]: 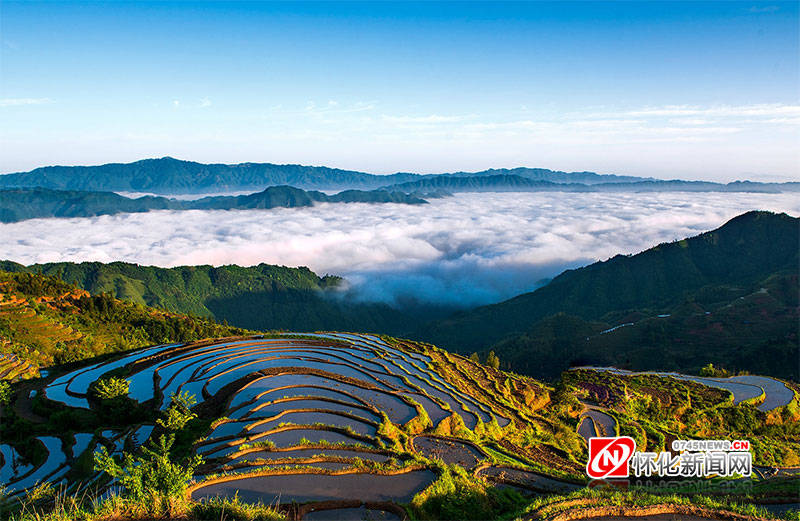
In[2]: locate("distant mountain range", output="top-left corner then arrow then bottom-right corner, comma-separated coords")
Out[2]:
413,211 -> 799,380
3,157 -> 796,194
0,157 -> 646,193
0,185 -> 428,223
381,175 -> 800,193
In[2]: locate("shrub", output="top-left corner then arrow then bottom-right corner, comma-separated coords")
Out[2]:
486,351 -> 500,370
94,433 -> 202,507
158,391 -> 198,431
699,363 -> 730,378
0,380 -> 11,406
91,377 -> 129,400
411,465 -> 524,520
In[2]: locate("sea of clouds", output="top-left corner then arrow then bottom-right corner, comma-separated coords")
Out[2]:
3,192 -> 798,307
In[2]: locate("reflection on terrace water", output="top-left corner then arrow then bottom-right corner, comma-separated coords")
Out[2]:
32,333 -> 530,502
191,470 -> 437,504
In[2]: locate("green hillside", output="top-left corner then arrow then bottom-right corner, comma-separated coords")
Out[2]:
0,270 -> 249,371
0,261 -> 414,335
416,211 -> 800,380
488,270 -> 798,380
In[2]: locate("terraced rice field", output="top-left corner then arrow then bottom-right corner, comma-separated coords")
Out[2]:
8,333 -> 793,517
0,353 -> 38,381
412,435 -> 486,469
191,470 -> 437,504
11,332 -> 559,511
476,465 -> 581,494
303,506 -> 401,520
576,366 -> 794,411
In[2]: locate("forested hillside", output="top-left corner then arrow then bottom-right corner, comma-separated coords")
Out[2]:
416,211 -> 800,380
0,261 -> 414,334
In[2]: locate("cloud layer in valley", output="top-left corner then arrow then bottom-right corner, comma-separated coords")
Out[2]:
3,192 -> 798,307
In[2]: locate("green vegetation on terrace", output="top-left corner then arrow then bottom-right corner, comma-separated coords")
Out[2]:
0,261 -> 416,334
563,369 -> 800,466
417,211 -> 800,380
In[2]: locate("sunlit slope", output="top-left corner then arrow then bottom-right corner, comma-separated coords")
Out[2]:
0,270 -> 248,370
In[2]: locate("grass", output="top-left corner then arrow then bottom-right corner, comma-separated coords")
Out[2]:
510,486 -> 800,521
190,495 -> 284,521
1,485 -> 285,521
409,463 -> 527,521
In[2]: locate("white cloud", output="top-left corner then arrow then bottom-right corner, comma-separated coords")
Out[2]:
381,114 -> 475,124
622,104 -> 800,118
296,100 -> 376,116
199,97 -> 212,108
1,192 -> 797,307
0,98 -> 52,107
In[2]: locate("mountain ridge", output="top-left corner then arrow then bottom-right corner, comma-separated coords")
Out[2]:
0,156 -> 655,193
0,185 -> 428,223
3,157 -> 797,194
380,174 -> 800,193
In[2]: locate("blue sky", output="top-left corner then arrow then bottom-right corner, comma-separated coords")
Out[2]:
1,1 -> 798,180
